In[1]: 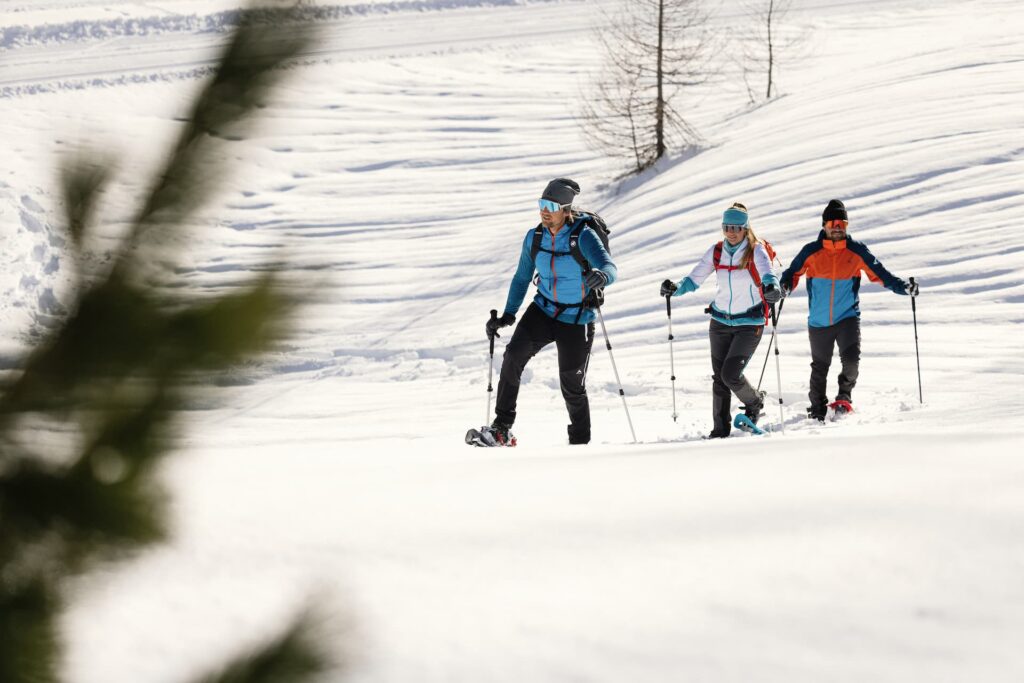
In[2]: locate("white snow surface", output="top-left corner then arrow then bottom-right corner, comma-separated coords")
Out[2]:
2,0 -> 1024,681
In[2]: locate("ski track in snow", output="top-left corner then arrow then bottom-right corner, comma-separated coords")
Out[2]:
2,0 -> 1024,681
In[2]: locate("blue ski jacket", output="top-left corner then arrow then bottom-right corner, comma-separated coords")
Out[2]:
503,214 -> 617,325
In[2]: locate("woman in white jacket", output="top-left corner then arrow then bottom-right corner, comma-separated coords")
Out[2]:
660,203 -> 782,438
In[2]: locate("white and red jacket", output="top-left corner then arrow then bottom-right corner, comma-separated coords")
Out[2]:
673,240 -> 778,326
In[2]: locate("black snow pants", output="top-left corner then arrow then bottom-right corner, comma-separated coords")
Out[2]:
808,315 -> 861,414
495,303 -> 596,444
709,319 -> 765,434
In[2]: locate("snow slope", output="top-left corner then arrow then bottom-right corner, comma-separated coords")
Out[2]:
1,0 -> 1023,681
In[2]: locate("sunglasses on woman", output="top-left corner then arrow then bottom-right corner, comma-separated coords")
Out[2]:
722,224 -> 747,233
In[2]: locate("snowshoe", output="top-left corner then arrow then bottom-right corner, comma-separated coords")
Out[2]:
465,423 -> 517,447
828,399 -> 854,422
733,413 -> 765,435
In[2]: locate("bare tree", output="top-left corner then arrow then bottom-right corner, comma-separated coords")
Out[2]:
580,0 -> 711,175
738,0 -> 798,102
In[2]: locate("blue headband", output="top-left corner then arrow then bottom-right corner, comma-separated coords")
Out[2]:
722,208 -> 749,226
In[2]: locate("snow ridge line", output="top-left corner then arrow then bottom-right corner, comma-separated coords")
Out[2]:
0,58 -> 327,99
0,66 -> 218,99
0,0 -> 550,50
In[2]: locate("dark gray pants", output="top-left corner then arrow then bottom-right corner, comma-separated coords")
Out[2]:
709,319 -> 765,434
495,303 -> 595,444
808,316 -> 861,413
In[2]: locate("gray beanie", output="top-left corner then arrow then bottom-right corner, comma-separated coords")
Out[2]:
541,178 -> 580,206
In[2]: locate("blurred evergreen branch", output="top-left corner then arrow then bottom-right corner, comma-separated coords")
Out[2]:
191,608 -> 333,683
0,6 -> 339,683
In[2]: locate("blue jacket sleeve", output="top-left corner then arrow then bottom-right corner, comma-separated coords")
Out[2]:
503,232 -> 536,316
579,228 -> 617,285
674,277 -> 699,296
847,239 -> 903,290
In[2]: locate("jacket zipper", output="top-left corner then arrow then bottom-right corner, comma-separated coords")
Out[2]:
550,231 -> 557,303
728,250 -> 734,313
829,250 -> 836,325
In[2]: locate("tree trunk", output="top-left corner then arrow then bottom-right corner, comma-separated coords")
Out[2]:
655,0 -> 666,160
766,0 -> 775,99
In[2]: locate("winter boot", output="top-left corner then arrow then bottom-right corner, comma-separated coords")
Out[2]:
806,404 -> 826,423
487,420 -> 515,446
743,390 -> 767,425
706,428 -> 730,439
567,426 -> 591,445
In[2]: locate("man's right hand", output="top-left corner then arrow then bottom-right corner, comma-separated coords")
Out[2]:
660,279 -> 677,297
486,312 -> 516,339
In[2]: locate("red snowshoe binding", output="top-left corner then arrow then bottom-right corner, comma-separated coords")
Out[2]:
828,399 -> 854,421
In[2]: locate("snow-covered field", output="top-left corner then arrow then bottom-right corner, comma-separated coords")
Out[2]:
2,0 -> 1024,681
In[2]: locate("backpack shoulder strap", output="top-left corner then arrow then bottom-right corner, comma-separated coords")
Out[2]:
713,241 -> 725,269
567,218 -> 591,272
747,240 -> 779,282
529,224 -> 544,263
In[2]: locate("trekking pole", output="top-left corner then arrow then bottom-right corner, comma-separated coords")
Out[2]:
756,298 -> 785,392
486,309 -> 497,424
770,303 -> 785,434
665,295 -> 678,422
596,306 -> 637,443
910,277 -> 923,403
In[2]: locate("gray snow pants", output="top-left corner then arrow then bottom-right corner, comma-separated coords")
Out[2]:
808,315 -> 862,413
709,319 -> 765,434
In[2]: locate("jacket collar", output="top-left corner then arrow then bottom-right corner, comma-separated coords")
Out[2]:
545,213 -> 586,237
819,229 -> 847,251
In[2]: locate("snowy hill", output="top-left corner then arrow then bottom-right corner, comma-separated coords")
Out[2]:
2,0 -> 1024,681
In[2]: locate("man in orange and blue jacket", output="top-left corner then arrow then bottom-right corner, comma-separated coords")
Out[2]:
780,199 -> 917,421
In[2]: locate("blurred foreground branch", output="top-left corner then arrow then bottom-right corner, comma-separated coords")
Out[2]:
0,7 -> 341,683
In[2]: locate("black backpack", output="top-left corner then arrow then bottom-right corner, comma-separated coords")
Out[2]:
529,211 -> 611,311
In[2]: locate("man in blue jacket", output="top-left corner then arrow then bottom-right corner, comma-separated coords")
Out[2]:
479,178 -> 617,446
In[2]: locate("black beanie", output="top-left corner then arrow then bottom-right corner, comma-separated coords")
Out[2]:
542,178 -> 581,206
822,199 -> 848,225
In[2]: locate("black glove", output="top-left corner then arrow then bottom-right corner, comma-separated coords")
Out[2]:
892,279 -> 910,296
585,270 -> 608,290
660,279 -> 677,297
486,312 -> 515,339
763,284 -> 782,304
779,277 -> 793,296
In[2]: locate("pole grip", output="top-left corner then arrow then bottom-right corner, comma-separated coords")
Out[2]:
489,309 -> 498,355
665,295 -> 671,318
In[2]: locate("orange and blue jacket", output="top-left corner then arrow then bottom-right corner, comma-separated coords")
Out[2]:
780,231 -> 902,328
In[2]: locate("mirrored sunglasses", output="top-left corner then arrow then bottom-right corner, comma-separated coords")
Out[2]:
538,199 -> 567,213
825,219 -> 849,230
722,223 -> 747,233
